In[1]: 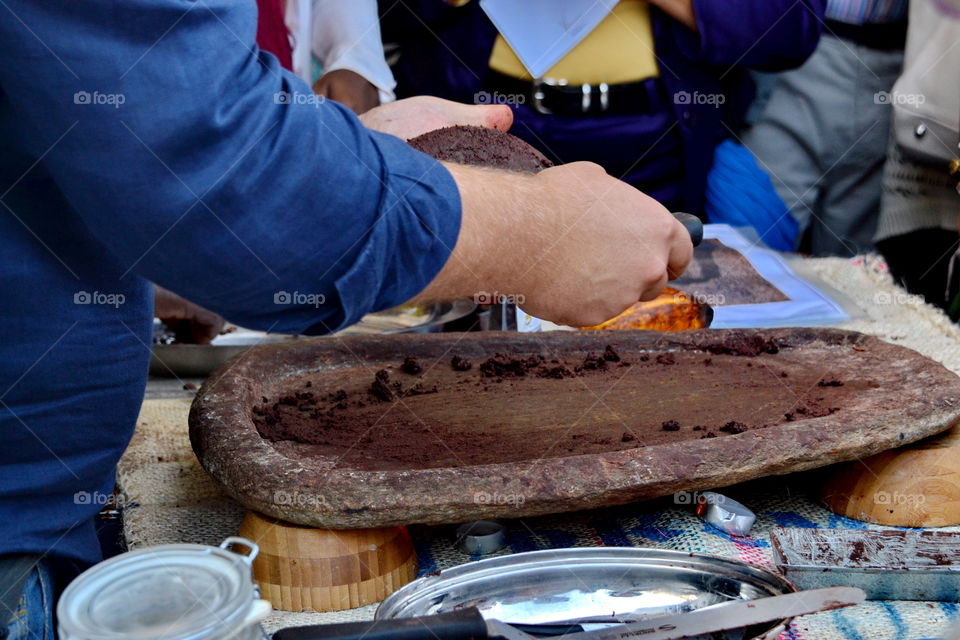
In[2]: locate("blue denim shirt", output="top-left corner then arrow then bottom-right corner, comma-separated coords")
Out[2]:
0,0 -> 460,565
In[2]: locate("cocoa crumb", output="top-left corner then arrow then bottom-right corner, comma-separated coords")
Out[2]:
404,383 -> 438,397
701,432 -> 717,439
656,354 -> 676,365
703,358 -> 713,366
818,379 -> 844,387
480,353 -> 543,378
705,335 -> 780,357
182,382 -> 197,391
602,345 -> 621,362
662,420 -> 681,432
579,354 -> 608,371
720,421 -> 747,434
537,365 -> 574,379
369,369 -> 395,402
400,357 -> 422,375
621,432 -> 636,442
451,355 -> 473,371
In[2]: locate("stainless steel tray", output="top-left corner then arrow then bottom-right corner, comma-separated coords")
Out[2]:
377,548 -> 796,640
150,300 -> 476,377
771,528 -> 960,601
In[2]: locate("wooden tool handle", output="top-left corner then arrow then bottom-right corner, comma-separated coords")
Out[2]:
272,608 -> 489,640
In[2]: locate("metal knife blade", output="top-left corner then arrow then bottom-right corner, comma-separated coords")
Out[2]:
548,586 -> 865,640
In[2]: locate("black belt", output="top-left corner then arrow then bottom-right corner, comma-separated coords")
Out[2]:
825,19 -> 907,51
486,69 -> 667,116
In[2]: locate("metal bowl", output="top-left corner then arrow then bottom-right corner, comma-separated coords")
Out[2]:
377,548 -> 796,640
150,300 -> 476,377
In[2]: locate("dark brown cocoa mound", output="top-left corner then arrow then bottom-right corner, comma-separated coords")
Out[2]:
603,345 -> 621,362
407,125 -> 553,174
662,420 -> 681,432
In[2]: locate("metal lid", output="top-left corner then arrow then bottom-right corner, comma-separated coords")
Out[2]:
58,538 -> 258,640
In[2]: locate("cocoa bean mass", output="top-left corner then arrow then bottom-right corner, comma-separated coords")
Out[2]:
252,340 -> 857,471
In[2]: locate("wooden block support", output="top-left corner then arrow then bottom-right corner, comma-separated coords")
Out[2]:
821,424 -> 960,527
238,511 -> 418,612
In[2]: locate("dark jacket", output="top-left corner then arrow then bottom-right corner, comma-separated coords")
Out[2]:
386,0 -> 826,215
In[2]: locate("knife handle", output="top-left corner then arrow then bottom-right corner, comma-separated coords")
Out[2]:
272,608 -> 490,640
673,212 -> 704,247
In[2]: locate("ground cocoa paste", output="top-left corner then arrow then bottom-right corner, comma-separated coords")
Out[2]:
254,342 -> 862,471
407,125 -> 553,173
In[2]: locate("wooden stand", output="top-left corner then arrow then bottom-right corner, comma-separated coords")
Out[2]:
821,425 -> 960,527
238,511 -> 418,612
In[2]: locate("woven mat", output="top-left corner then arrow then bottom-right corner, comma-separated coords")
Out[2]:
118,256 -> 960,639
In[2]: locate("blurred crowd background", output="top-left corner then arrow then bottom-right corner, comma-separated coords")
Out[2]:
263,0 -> 960,317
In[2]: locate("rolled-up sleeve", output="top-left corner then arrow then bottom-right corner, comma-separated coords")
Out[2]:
671,0 -> 826,71
0,0 -> 460,334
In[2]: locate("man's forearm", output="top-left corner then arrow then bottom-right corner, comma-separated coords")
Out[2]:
648,0 -> 698,31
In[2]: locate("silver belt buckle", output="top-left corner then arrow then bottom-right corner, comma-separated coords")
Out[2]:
531,77 -> 567,115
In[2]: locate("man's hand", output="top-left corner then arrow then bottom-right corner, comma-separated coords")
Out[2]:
414,162 -> 693,327
359,96 -> 513,140
154,285 -> 225,345
313,69 -> 380,115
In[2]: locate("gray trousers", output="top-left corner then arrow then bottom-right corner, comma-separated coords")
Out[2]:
743,34 -> 904,257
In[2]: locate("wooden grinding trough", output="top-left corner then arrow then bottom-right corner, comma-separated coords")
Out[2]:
189,328 -> 960,610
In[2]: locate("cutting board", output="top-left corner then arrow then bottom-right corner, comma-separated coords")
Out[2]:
189,329 -> 960,529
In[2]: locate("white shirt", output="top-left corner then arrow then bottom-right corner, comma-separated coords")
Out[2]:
286,0 -> 397,103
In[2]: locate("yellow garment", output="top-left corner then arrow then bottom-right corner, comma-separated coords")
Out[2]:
489,0 -> 659,84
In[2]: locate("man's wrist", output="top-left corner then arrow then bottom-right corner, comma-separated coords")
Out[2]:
411,163 -> 540,304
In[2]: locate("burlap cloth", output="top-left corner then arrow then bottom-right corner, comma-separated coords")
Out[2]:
119,256 -> 960,639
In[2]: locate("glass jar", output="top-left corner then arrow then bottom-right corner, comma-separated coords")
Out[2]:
58,537 -> 271,640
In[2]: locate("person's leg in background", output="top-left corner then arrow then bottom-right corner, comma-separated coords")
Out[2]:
875,144 -> 960,311
741,45 -> 824,250
2,557 -> 54,640
813,39 -> 904,257
876,229 -> 959,310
